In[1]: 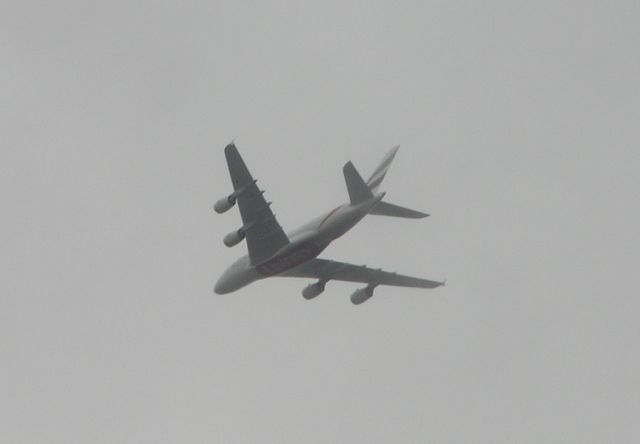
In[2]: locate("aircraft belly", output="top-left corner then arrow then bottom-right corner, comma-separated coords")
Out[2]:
255,240 -> 327,277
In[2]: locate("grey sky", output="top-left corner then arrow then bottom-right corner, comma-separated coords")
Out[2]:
2,1 -> 639,442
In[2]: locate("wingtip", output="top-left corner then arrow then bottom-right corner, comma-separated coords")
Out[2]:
386,144 -> 400,160
225,141 -> 239,159
406,210 -> 430,219
343,160 -> 355,172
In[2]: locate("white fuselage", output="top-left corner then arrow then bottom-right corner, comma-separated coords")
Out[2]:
214,192 -> 385,294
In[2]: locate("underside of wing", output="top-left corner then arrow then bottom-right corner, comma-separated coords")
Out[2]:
280,258 -> 443,289
224,143 -> 289,264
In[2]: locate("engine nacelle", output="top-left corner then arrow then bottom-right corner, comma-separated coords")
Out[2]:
302,281 -> 326,300
350,285 -> 375,305
223,229 -> 245,247
214,195 -> 236,214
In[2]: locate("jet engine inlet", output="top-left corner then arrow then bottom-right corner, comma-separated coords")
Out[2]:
223,229 -> 245,247
214,195 -> 236,214
350,285 -> 375,305
302,281 -> 326,300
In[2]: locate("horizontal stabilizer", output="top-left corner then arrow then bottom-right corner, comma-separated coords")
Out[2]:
369,201 -> 429,219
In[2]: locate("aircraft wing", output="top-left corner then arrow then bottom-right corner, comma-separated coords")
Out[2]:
224,143 -> 289,264
280,258 -> 443,288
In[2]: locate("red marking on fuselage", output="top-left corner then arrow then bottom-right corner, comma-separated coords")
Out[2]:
256,241 -> 326,277
318,205 -> 342,228
256,207 -> 341,277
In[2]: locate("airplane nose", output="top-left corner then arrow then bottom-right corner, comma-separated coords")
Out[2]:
214,279 -> 228,294
214,260 -> 255,294
214,265 -> 239,294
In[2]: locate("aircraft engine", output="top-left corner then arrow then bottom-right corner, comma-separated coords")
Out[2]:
214,195 -> 236,214
223,228 -> 246,247
302,281 -> 326,300
350,285 -> 375,305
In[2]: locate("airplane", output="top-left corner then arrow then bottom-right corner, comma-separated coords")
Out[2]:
213,142 -> 443,304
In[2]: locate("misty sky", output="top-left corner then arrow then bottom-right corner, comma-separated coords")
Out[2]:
2,1 -> 640,443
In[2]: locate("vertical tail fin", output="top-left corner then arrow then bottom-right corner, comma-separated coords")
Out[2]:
343,161 -> 374,205
358,145 -> 430,219
367,145 -> 400,192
